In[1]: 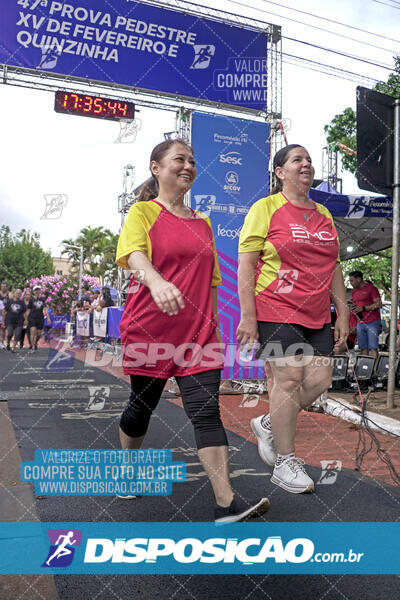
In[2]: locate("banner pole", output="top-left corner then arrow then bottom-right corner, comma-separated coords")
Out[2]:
387,98 -> 400,409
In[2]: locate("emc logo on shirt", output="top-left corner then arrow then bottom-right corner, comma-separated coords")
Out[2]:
289,224 -> 336,242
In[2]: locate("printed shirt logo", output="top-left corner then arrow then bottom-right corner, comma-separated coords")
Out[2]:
289,224 -> 336,242
42,529 -> 82,567
190,44 -> 215,69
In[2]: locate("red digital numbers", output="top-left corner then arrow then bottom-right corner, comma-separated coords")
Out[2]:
82,96 -> 93,112
55,91 -> 134,121
118,102 -> 128,116
93,98 -> 103,114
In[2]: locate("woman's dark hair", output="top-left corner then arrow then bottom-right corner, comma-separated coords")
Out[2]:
101,287 -> 115,307
137,138 -> 194,202
271,144 -> 304,194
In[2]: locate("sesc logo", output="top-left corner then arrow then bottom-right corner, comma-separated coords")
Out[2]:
219,152 -> 243,166
217,224 -> 242,239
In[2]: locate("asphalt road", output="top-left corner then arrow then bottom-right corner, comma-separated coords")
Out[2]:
1,347 -> 399,599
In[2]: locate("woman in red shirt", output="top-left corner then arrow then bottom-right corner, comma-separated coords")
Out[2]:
237,144 -> 348,494
116,139 -> 269,522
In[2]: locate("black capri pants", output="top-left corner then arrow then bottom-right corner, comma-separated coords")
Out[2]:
120,369 -> 228,450
6,321 -> 23,342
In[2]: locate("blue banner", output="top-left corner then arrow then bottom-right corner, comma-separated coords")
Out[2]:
107,305 -> 123,338
309,189 -> 393,218
51,313 -> 70,328
1,522 -> 399,574
0,0 -> 268,109
191,112 -> 270,379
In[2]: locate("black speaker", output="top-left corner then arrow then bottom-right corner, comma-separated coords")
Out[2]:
354,355 -> 375,380
375,354 -> 390,379
329,355 -> 349,390
356,86 -> 394,195
332,355 -> 349,380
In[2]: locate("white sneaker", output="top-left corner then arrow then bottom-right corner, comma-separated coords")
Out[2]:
271,457 -> 314,493
250,415 -> 277,466
116,493 -> 139,499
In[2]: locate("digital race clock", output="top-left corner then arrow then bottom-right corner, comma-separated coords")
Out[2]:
54,91 -> 135,121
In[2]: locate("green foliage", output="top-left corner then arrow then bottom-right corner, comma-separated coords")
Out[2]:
324,55 -> 400,176
374,56 -> 400,98
61,226 -> 118,286
324,107 -> 357,174
342,249 -> 392,298
0,225 -> 54,289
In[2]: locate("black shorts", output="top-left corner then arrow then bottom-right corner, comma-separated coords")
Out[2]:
29,316 -> 44,330
255,322 -> 333,360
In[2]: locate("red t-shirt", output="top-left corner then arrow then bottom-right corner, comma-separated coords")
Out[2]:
351,282 -> 381,323
348,311 -> 357,343
239,193 -> 339,328
116,200 -> 223,377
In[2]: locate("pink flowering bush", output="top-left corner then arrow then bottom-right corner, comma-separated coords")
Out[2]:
23,274 -> 100,314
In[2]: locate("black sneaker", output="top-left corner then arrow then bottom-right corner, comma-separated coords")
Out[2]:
214,496 -> 270,524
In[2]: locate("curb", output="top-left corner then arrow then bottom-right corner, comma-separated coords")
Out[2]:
324,396 -> 400,438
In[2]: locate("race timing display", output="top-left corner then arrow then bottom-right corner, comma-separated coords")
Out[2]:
54,91 -> 135,121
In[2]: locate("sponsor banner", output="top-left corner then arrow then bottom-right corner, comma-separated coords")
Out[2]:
309,189 -> 393,218
191,112 -> 270,378
1,522 -> 399,574
0,0 -> 267,109
76,310 -> 89,336
107,305 -> 124,338
51,313 -> 69,328
93,307 -> 108,337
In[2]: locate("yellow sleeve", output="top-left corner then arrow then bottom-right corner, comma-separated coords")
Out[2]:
239,197 -> 270,253
116,202 -> 160,269
205,216 -> 222,286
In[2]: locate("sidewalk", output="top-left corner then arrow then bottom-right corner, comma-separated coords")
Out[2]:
0,401 -> 58,599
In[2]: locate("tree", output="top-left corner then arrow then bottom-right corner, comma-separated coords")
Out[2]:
342,249 -> 393,299
0,226 -> 54,289
61,226 -> 118,286
324,56 -> 400,176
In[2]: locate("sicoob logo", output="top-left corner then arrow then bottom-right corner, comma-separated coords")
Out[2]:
42,529 -> 82,567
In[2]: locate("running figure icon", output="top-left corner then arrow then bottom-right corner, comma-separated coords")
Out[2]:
45,531 -> 77,566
